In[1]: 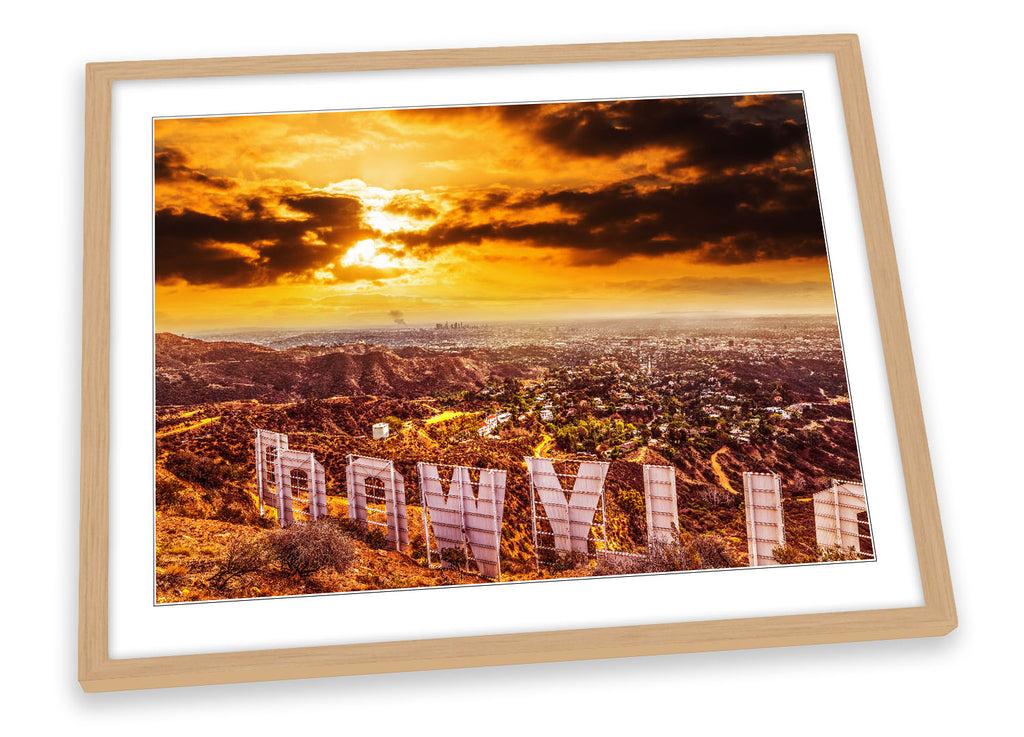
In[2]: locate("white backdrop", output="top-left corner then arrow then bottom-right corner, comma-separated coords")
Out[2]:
1,1 -> 1019,732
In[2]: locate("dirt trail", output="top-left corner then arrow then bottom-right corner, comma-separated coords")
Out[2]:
156,416 -> 221,438
710,446 -> 739,495
397,410 -> 466,445
424,410 -> 469,425
532,434 -> 555,457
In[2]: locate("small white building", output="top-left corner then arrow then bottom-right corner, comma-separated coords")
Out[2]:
372,422 -> 390,440
478,412 -> 513,437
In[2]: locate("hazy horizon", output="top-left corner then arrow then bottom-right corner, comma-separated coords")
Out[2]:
164,311 -> 838,341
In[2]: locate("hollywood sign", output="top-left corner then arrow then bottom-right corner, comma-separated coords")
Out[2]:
254,429 -> 327,525
255,430 -> 678,580
813,480 -> 872,558
255,430 -> 871,577
742,472 -> 873,565
742,472 -> 785,566
418,462 -> 507,579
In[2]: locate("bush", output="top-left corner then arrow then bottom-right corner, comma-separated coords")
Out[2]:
410,533 -> 427,562
267,519 -> 356,578
379,415 -> 404,431
328,517 -> 364,535
772,543 -> 862,565
816,545 -> 862,562
155,476 -> 186,508
771,544 -> 815,565
164,451 -> 229,489
364,526 -> 389,550
695,484 -> 737,507
645,540 -> 690,571
210,537 -> 272,589
540,550 -> 586,573
593,551 -> 657,576
160,562 -> 190,580
439,546 -> 468,570
593,532 -> 738,576
216,501 -> 252,525
684,533 -> 735,569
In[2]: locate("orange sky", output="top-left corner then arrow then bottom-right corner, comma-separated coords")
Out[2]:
154,95 -> 836,333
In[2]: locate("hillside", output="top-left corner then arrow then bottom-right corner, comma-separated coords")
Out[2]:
154,395 -> 761,602
156,512 -> 491,602
152,319 -> 870,602
155,333 -> 543,405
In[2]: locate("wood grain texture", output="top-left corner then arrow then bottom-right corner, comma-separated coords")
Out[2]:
80,62 -> 112,689
832,36 -> 955,625
79,33 -> 956,693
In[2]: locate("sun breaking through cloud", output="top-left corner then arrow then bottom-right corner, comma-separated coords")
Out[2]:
154,93 -> 835,332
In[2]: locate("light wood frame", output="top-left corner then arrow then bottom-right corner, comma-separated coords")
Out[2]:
80,34 -> 956,692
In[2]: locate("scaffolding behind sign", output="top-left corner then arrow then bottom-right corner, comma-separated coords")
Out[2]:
345,454 -> 409,551
254,429 -> 327,526
418,463 -> 507,580
813,480 -> 873,558
642,464 -> 679,545
743,471 -> 784,566
526,457 -> 610,567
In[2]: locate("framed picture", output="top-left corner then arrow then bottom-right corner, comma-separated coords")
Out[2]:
80,34 -> 955,692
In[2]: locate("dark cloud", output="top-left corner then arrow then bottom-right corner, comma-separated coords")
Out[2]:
156,94 -> 824,285
381,94 -> 824,266
155,192 -> 371,286
155,147 -> 382,286
383,194 -> 439,220
280,194 -> 363,227
391,168 -> 825,265
155,147 -> 236,190
505,94 -> 810,174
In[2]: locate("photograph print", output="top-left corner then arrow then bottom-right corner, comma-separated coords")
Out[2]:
153,92 -> 874,604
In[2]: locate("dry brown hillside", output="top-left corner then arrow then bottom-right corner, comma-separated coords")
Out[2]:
156,333 -> 543,405
155,399 -> 755,601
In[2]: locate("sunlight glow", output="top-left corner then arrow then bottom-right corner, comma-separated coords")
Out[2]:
363,208 -> 418,235
341,239 -> 400,269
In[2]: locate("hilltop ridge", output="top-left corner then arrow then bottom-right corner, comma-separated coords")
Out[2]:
156,333 -> 543,405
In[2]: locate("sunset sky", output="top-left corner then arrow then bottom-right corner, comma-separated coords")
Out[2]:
154,94 -> 836,333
